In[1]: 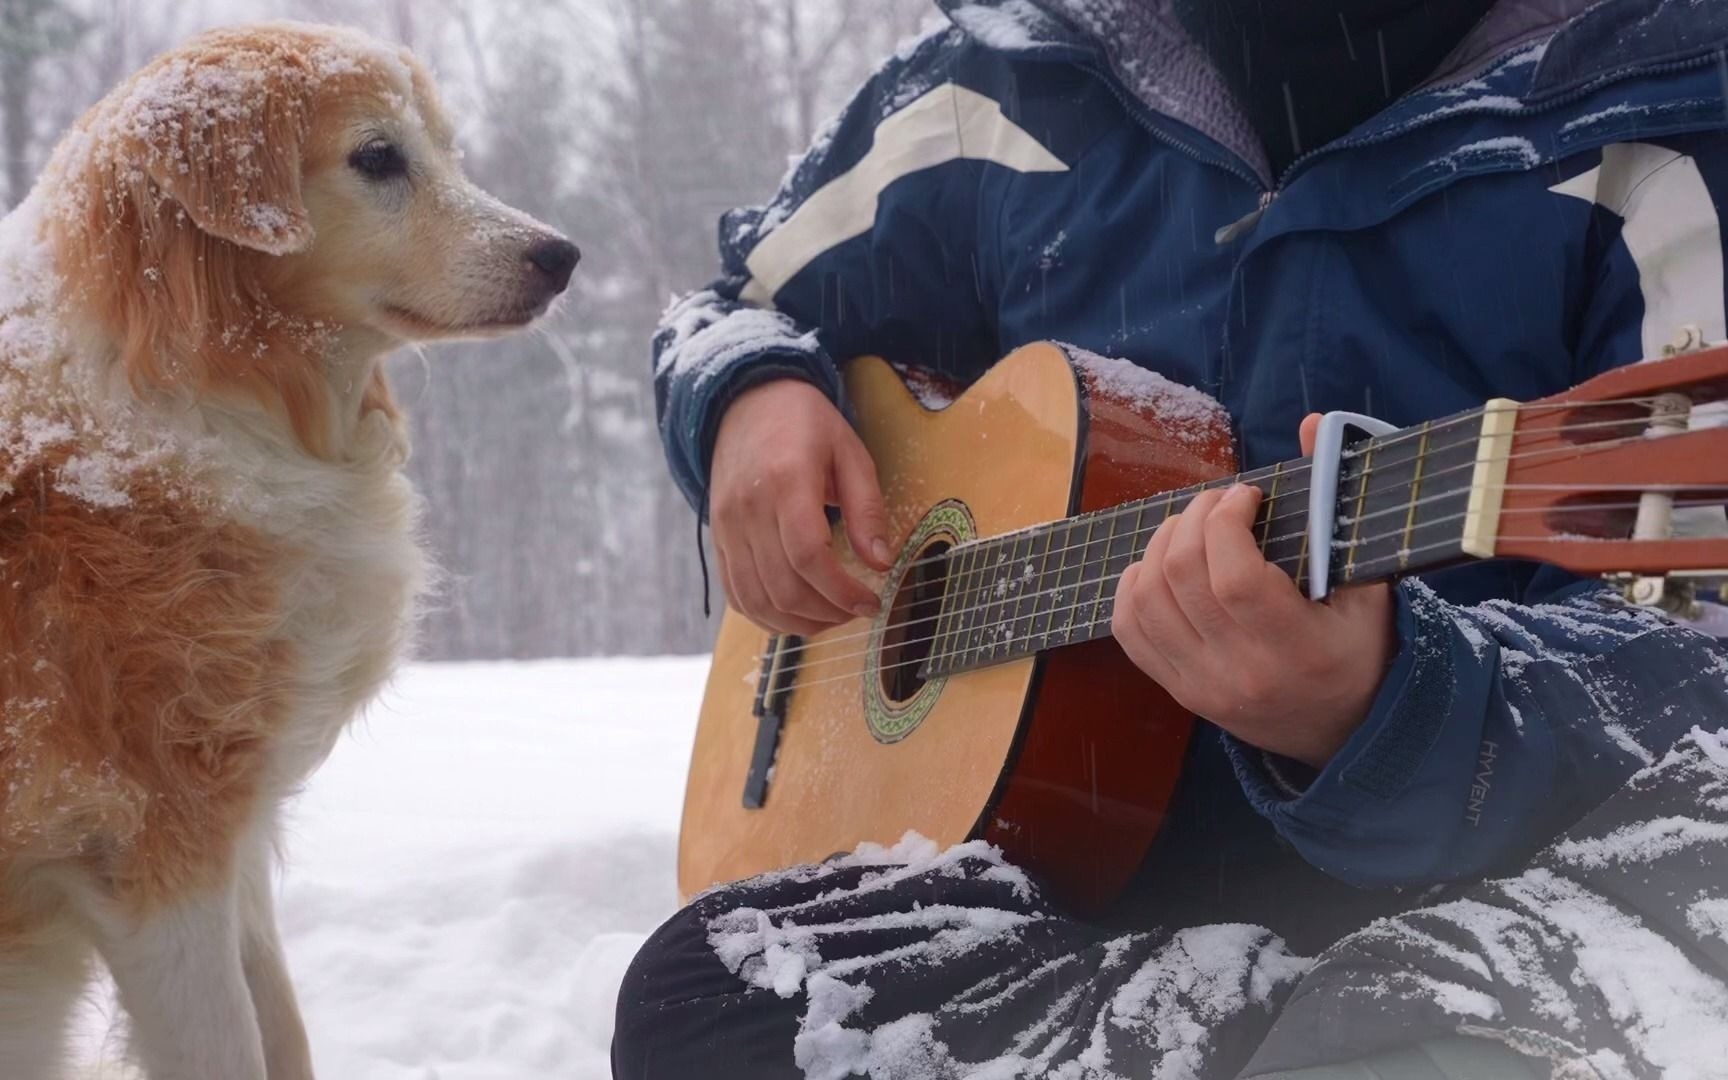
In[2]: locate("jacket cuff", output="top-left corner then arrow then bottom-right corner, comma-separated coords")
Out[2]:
1224,580 -> 1498,886
690,353 -> 845,504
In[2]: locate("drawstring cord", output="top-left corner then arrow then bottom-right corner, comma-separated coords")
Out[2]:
697,511 -> 713,620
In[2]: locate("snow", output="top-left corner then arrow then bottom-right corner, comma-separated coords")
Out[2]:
1500,869 -> 1728,1078
1552,815 -> 1728,870
654,289 -> 820,387
0,195 -> 181,511
705,832 -> 1308,1080
1429,136 -> 1542,173
947,1 -> 1053,50
72,658 -> 706,1080
1560,103 -> 1641,134
1061,345 -> 1228,446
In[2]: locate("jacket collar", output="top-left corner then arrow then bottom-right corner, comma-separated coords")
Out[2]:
939,0 -> 1727,184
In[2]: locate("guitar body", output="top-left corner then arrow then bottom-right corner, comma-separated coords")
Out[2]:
679,343 -> 1236,913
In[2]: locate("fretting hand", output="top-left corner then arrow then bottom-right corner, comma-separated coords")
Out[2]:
1110,415 -> 1396,769
709,379 -> 892,637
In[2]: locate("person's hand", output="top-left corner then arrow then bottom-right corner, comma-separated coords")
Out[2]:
709,379 -> 892,636
1110,415 -> 1396,769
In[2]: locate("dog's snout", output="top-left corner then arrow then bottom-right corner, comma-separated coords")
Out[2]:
526,238 -> 580,293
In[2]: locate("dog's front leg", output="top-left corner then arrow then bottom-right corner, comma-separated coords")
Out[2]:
89,882 -> 267,1080
239,835 -> 315,1080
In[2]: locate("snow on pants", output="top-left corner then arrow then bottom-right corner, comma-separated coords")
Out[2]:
609,834 -> 1306,1079
608,838 -> 1543,1079
612,728 -> 1728,1079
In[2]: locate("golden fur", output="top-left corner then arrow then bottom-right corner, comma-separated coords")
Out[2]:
0,22 -> 573,1078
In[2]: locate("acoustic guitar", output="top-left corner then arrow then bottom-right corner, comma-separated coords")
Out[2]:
679,340 -> 1728,912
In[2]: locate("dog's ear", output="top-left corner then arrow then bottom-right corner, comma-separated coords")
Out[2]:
134,56 -> 316,256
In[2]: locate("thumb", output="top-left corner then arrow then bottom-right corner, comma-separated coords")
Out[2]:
1299,413 -> 1323,458
832,431 -> 893,571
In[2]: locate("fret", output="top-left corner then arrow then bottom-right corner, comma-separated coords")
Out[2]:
1129,500 -> 1151,562
956,540 -> 989,669
1068,515 -> 1104,643
1050,518 -> 1090,646
1010,526 -> 1052,654
935,544 -> 973,668
1264,460 -> 1311,573
1349,418 -> 1479,581
1085,508 -> 1124,632
1399,423 -> 1433,571
1029,522 -> 1063,647
1342,441 -> 1377,584
967,535 -> 995,660
1259,461 -> 1284,555
989,532 -> 1032,660
1096,503 -> 1142,632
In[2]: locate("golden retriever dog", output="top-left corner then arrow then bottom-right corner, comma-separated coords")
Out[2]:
0,22 -> 576,1078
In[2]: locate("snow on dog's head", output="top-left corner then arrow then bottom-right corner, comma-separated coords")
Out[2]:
39,22 -> 577,455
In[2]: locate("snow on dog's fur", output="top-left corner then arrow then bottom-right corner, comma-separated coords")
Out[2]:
0,23 -> 576,1078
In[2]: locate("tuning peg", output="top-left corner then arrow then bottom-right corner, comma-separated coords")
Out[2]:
1664,324 -> 1711,357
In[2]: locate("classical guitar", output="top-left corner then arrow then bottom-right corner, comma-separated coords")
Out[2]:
680,340 -> 1728,912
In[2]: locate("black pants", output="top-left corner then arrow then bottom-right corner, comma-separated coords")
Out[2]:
613,728 -> 1728,1079
611,843 -> 1311,1080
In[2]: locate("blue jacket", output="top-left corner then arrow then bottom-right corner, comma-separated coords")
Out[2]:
653,0 -> 1728,929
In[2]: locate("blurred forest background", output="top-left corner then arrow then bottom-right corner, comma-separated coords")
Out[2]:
0,0 -> 930,657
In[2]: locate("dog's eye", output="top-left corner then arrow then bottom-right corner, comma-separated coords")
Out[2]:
349,141 -> 408,181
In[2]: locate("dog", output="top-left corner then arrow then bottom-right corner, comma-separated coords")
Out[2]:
0,23 -> 577,1078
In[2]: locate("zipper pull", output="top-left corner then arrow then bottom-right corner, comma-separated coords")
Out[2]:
1215,191 -> 1276,246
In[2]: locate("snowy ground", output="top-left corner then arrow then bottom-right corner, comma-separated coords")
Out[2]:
73,657 -> 707,1080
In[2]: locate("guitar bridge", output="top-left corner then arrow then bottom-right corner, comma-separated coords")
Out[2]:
743,635 -> 802,809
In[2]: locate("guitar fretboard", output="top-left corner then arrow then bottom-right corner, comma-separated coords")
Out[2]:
923,413 -> 1481,678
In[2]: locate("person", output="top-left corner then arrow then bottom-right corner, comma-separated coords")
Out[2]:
620,1 -> 1728,1076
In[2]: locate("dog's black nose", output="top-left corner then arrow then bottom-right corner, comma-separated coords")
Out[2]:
526,238 -> 581,293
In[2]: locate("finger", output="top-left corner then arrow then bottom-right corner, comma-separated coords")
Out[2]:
780,501 -> 882,618
1123,517 -> 1204,658
751,531 -> 852,630
1299,413 -> 1323,457
832,433 -> 893,571
1160,488 -> 1234,636
1204,485 -> 1306,631
1111,562 -> 1182,688
723,536 -> 814,635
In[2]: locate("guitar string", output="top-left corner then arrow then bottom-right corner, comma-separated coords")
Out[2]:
757,420 -> 1715,662
871,399 -> 1697,582
771,514 -> 1717,698
1191,412 -> 1691,546
902,400 -> 1680,579
760,493 -> 1727,687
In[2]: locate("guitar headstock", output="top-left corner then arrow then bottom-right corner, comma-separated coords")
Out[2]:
1476,339 -> 1728,610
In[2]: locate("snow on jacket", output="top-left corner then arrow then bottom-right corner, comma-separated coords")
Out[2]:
650,0 -> 1728,931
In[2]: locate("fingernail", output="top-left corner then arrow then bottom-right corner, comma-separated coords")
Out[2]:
871,539 -> 893,566
854,600 -> 880,618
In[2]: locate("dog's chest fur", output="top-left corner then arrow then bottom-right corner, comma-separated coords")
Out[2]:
206,403 -> 430,792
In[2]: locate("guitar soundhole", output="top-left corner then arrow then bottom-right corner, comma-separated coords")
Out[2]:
879,539 -> 952,705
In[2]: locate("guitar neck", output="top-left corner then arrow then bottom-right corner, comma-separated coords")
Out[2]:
924,411 -> 1484,678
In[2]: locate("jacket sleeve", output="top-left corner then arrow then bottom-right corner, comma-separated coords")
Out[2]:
1226,132 -> 1728,889
652,26 -> 1047,513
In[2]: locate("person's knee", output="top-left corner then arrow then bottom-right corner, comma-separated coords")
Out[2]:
613,894 -> 808,1080
612,901 -> 723,1079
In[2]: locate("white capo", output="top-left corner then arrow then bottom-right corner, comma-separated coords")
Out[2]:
1306,412 -> 1398,601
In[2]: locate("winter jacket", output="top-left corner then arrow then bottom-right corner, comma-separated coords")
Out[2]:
650,0 -> 1728,937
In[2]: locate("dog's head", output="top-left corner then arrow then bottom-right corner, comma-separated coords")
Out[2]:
44,22 -> 577,454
